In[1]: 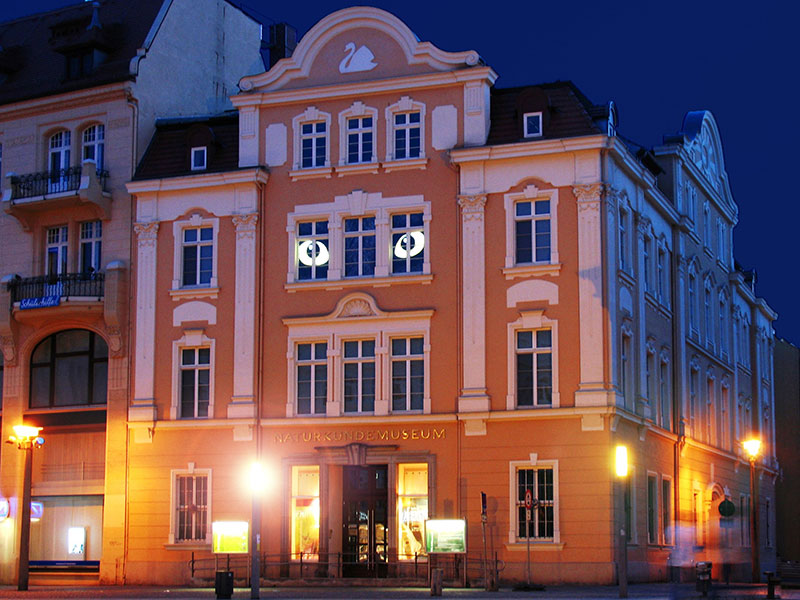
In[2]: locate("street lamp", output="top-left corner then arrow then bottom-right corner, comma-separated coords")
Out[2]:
614,445 -> 629,599
743,438 -> 761,583
248,461 -> 267,600
7,425 -> 44,591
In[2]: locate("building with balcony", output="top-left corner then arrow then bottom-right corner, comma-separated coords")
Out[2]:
120,6 -> 778,587
0,0 -> 264,586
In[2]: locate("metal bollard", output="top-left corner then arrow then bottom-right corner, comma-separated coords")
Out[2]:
764,571 -> 781,599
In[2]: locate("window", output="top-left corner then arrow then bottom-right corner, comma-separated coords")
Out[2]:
693,489 -> 704,546
643,236 -> 652,293
296,342 -> 327,415
172,472 -> 209,544
688,272 -> 698,333
720,384 -> 730,450
391,213 -> 424,274
397,463 -> 428,559
46,225 -> 69,276
515,199 -> 551,264
49,131 -> 71,193
689,366 -> 699,437
662,478 -> 673,545
66,49 -> 94,79
719,296 -> 728,356
180,347 -> 210,418
703,202 -> 711,249
618,207 -> 628,271
523,112 -> 542,138
704,282 -> 714,346
172,215 -> 219,292
659,354 -> 671,431
300,121 -> 327,168
647,474 -> 658,544
82,124 -> 104,170
645,346 -> 655,403
30,329 -> 108,408
657,248 -> 666,302
80,221 -> 102,273
385,97 -> 425,162
391,337 -> 424,412
291,466 -> 320,560
297,220 -> 329,280
343,340 -> 375,413
346,116 -> 373,164
717,219 -> 726,260
344,217 -> 375,278
191,146 -> 207,171
291,107 -> 332,173
516,330 -> 552,407
620,329 -> 632,409
516,466 -> 555,540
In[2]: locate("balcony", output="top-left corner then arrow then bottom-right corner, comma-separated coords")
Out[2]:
7,272 -> 104,305
2,161 -> 111,230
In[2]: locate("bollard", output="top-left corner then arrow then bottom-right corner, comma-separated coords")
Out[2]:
695,562 -> 711,597
764,571 -> 781,599
214,570 -> 233,600
430,567 -> 443,596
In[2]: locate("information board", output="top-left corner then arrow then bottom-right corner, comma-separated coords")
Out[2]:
425,519 -> 466,554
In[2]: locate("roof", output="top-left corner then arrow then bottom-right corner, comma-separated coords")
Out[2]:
487,81 -> 606,145
0,0 -> 165,106
133,113 -> 240,180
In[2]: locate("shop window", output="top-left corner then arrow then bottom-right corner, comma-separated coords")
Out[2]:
397,463 -> 428,559
391,337 -> 424,412
296,342 -> 327,415
291,466 -> 320,560
30,329 -> 108,408
170,470 -> 210,544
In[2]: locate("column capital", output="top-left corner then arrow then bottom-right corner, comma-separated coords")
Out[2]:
572,183 -> 607,202
233,213 -> 258,239
134,221 -> 159,245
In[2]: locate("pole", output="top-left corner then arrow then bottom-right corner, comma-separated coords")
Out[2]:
251,490 -> 261,599
18,443 -> 33,591
750,458 -> 759,583
617,479 -> 628,599
526,505 -> 531,586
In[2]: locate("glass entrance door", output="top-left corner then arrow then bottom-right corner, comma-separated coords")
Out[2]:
342,465 -> 388,577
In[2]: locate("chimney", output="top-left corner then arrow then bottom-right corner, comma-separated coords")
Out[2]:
263,23 -> 297,69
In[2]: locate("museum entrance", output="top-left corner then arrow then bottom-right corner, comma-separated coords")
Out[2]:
342,465 -> 388,577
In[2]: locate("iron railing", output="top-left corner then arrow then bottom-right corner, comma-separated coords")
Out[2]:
8,167 -> 109,200
7,272 -> 104,303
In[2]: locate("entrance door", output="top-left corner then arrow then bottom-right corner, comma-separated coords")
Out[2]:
342,465 -> 388,577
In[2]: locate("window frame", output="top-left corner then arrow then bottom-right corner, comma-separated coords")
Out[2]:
292,107 -> 331,171
507,310 -> 560,409
81,124 -> 105,170
172,215 -> 219,293
523,112 -> 543,138
171,329 -> 215,420
661,476 -> 674,545
508,458 -> 560,545
647,471 -> 658,545
390,336 -> 425,413
295,341 -> 328,416
169,466 -> 212,546
190,146 -> 207,171
79,220 -> 102,274
179,346 -> 211,419
503,185 -> 559,277
385,96 -> 426,163
342,338 -> 377,414
46,225 -> 69,276
338,102 -> 378,166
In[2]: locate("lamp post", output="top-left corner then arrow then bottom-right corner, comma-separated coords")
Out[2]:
742,438 -> 761,583
7,425 -> 44,591
249,461 -> 266,600
615,445 -> 629,599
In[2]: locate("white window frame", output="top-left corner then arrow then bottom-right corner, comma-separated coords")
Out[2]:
171,329 -> 215,420
169,465 -> 212,546
79,220 -> 102,273
620,323 -> 633,410
286,191 -> 431,286
385,96 -> 426,162
172,214 -> 219,292
508,457 -> 560,544
656,240 -> 671,308
704,276 -> 715,349
46,225 -> 69,276
338,102 -> 378,166
506,310 -> 560,409
295,341 -> 329,416
82,124 -> 105,170
291,106 -> 331,171
661,475 -> 674,545
523,112 -> 543,138
647,471 -> 659,545
342,338 -> 377,414
643,235 -> 653,294
618,206 -> 630,273
190,146 -> 207,171
503,185 -> 559,277
390,336 -> 425,413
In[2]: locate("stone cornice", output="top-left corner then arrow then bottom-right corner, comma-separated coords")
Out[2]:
0,81 -> 131,120
126,168 -> 269,194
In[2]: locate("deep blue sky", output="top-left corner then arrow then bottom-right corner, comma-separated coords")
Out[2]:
5,1 -> 799,344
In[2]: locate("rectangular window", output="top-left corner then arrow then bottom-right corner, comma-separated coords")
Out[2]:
719,301 -> 728,355
180,347 -> 210,418
391,212 -> 424,274
301,121 -> 327,168
619,209 -> 628,271
689,275 -> 697,332
291,466 -> 320,560
646,351 -> 654,401
397,463 -> 428,559
393,112 -> 421,159
660,360 -> 671,431
296,342 -> 327,415
704,287 -> 714,345
621,335 -> 631,408
516,467 -> 554,539
191,146 -> 207,170
690,370 -> 698,436
523,112 -> 542,138
46,226 -> 69,277
346,116 -> 373,164
514,200 -> 551,264
662,478 -> 673,544
80,220 -> 102,273
297,220 -> 329,280
343,340 -> 375,413
516,329 -> 552,407
0,354 -> 4,409
82,124 -> 105,170
182,227 -> 213,287
657,249 -> 665,302
175,474 -> 208,542
391,337 -> 424,412
647,474 -> 657,544
344,216 -> 376,277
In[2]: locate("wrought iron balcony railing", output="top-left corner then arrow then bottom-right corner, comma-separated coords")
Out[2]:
7,272 -> 104,304
8,167 -> 109,200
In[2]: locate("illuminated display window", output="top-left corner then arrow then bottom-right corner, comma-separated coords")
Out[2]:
397,463 -> 428,559
515,329 -> 552,407
344,216 -> 376,277
296,342 -> 327,415
391,212 -> 424,274
343,339 -> 376,413
391,337 -> 424,412
291,466 -> 319,560
297,220 -> 329,281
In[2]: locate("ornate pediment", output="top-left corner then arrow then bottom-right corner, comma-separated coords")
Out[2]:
680,111 -> 735,209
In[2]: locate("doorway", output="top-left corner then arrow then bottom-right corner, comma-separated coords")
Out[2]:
342,465 -> 388,577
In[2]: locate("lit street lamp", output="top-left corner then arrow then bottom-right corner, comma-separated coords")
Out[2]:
615,445 -> 628,599
7,425 -> 44,591
249,461 -> 267,599
742,438 -> 761,583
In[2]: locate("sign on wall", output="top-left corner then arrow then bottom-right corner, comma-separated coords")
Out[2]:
425,519 -> 466,554
212,521 -> 249,554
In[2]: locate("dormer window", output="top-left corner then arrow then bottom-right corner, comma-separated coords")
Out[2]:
66,49 -> 95,80
191,147 -> 207,171
523,112 -> 542,138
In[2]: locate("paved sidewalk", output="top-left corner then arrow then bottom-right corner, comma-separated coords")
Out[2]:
0,583 -> 795,600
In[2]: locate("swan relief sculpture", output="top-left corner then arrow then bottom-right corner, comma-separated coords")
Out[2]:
339,42 -> 378,73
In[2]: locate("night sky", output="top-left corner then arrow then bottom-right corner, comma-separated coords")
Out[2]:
4,1 -> 799,344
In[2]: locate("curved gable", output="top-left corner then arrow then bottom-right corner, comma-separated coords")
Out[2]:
681,110 -> 734,209
240,7 -> 482,92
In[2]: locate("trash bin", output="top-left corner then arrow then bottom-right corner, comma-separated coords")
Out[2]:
215,570 -> 234,600
695,561 -> 712,597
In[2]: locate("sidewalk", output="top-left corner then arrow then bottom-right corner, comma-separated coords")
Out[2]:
0,582 -> 795,600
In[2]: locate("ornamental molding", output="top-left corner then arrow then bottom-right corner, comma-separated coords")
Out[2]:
233,213 -> 258,239
0,335 -> 16,365
458,194 -> 487,222
134,222 -> 159,246
572,183 -> 606,202
282,292 -> 434,327
340,298 -> 375,318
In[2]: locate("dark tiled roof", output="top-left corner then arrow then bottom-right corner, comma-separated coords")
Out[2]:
0,0 -> 165,106
487,81 -> 606,145
133,113 -> 240,180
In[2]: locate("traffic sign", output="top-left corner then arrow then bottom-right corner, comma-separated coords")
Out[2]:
524,489 -> 532,509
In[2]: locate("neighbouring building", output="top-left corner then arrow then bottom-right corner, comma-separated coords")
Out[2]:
121,6 -> 778,587
0,0 -> 264,585
774,338 -> 800,563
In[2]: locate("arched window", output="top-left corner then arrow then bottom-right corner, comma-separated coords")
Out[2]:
30,329 -> 108,408
82,124 -> 104,170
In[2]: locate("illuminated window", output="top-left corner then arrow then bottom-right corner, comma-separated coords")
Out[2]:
82,124 -> 104,170
391,212 -> 424,274
296,342 -> 327,415
397,463 -> 428,559
80,220 -> 102,273
291,466 -> 319,560
343,340 -> 375,413
344,217 -> 375,277
297,220 -> 329,281
516,330 -> 552,407
391,337 -> 424,412
515,466 -> 555,540
300,121 -> 327,168
180,347 -> 210,419
515,199 -> 550,264
175,473 -> 208,543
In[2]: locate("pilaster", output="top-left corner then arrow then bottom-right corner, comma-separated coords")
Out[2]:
131,222 -> 158,423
